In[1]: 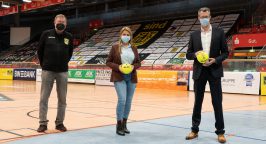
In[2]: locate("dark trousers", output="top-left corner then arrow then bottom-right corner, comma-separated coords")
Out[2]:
191,67 -> 225,135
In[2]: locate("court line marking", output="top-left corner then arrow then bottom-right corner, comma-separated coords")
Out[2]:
141,121 -> 266,142
0,129 -> 24,137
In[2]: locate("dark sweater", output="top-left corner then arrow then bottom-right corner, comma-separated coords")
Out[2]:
37,29 -> 73,72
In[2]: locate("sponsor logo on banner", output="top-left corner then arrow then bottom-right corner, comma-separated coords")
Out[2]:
68,69 -> 96,83
260,72 -> 266,95
85,71 -> 94,78
36,69 -> 42,82
95,70 -> 113,86
73,71 -> 82,78
234,37 -> 239,44
0,69 -> 13,80
232,33 -> 266,48
221,78 -> 236,86
137,70 -> 188,90
13,69 -> 36,81
244,73 -> 254,86
177,71 -> 189,86
189,71 -> 260,95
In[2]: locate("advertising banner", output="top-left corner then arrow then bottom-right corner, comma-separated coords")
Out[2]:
260,72 -> 266,95
21,0 -> 65,12
0,6 -> 18,17
95,70 -> 113,86
137,70 -> 189,90
232,33 -> 266,48
36,69 -> 42,82
189,71 -> 260,95
68,69 -> 96,83
0,69 -> 13,80
13,69 -> 36,81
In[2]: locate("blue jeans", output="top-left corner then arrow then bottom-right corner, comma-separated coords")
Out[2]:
114,74 -> 136,121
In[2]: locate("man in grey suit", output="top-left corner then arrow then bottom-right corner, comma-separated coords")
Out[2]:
185,7 -> 229,143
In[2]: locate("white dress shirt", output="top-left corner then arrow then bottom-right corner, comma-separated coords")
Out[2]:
201,25 -> 212,56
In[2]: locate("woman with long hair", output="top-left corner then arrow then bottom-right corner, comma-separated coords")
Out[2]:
106,26 -> 141,136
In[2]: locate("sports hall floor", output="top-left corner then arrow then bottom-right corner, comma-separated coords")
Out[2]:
0,80 -> 266,144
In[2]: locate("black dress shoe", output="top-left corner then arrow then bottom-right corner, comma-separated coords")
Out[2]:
37,125 -> 47,133
116,121 -> 125,136
56,124 -> 67,132
123,118 -> 130,134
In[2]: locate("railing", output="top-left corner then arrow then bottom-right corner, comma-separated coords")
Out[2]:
256,44 -> 266,59
1,59 -> 266,72
255,44 -> 266,70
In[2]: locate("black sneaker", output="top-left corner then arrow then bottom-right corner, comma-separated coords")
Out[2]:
55,124 -> 67,132
37,125 -> 47,133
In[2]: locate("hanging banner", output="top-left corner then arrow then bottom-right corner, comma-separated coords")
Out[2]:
0,6 -> 18,17
232,33 -> 266,49
21,0 -> 65,12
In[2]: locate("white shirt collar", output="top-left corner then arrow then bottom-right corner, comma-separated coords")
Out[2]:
201,25 -> 212,32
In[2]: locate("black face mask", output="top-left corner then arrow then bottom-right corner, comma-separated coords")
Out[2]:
56,23 -> 65,31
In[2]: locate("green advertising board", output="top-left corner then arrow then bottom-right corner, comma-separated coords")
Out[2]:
68,69 -> 96,83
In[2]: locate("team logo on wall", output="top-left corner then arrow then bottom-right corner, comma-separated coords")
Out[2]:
64,38 -> 69,45
133,20 -> 172,48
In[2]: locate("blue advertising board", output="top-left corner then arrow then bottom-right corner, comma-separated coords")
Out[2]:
13,69 -> 36,81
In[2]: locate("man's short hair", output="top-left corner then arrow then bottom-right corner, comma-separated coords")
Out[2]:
54,14 -> 67,21
198,7 -> 211,16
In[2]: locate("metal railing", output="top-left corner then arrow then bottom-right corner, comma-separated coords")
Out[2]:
1,59 -> 266,72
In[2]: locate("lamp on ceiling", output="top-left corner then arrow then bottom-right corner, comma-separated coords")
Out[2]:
1,1 -> 10,8
23,0 -> 32,3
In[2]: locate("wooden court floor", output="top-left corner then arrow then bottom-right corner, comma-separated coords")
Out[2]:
0,80 -> 265,143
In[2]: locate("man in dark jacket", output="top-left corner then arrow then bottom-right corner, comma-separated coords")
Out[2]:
185,7 -> 229,143
37,14 -> 73,133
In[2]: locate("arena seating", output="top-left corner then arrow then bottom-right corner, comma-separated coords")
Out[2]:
0,14 -> 239,66
70,13 -> 239,65
0,42 -> 38,64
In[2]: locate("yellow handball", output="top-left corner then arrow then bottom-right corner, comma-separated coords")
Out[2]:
196,51 -> 209,63
120,64 -> 133,74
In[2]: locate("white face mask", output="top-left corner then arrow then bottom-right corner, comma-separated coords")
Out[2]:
121,35 -> 131,43
199,18 -> 210,27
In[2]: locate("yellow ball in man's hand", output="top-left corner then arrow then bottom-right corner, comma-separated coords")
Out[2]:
196,51 -> 209,64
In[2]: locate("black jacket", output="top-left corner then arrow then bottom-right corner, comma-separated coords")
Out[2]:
186,27 -> 229,80
37,29 -> 73,72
